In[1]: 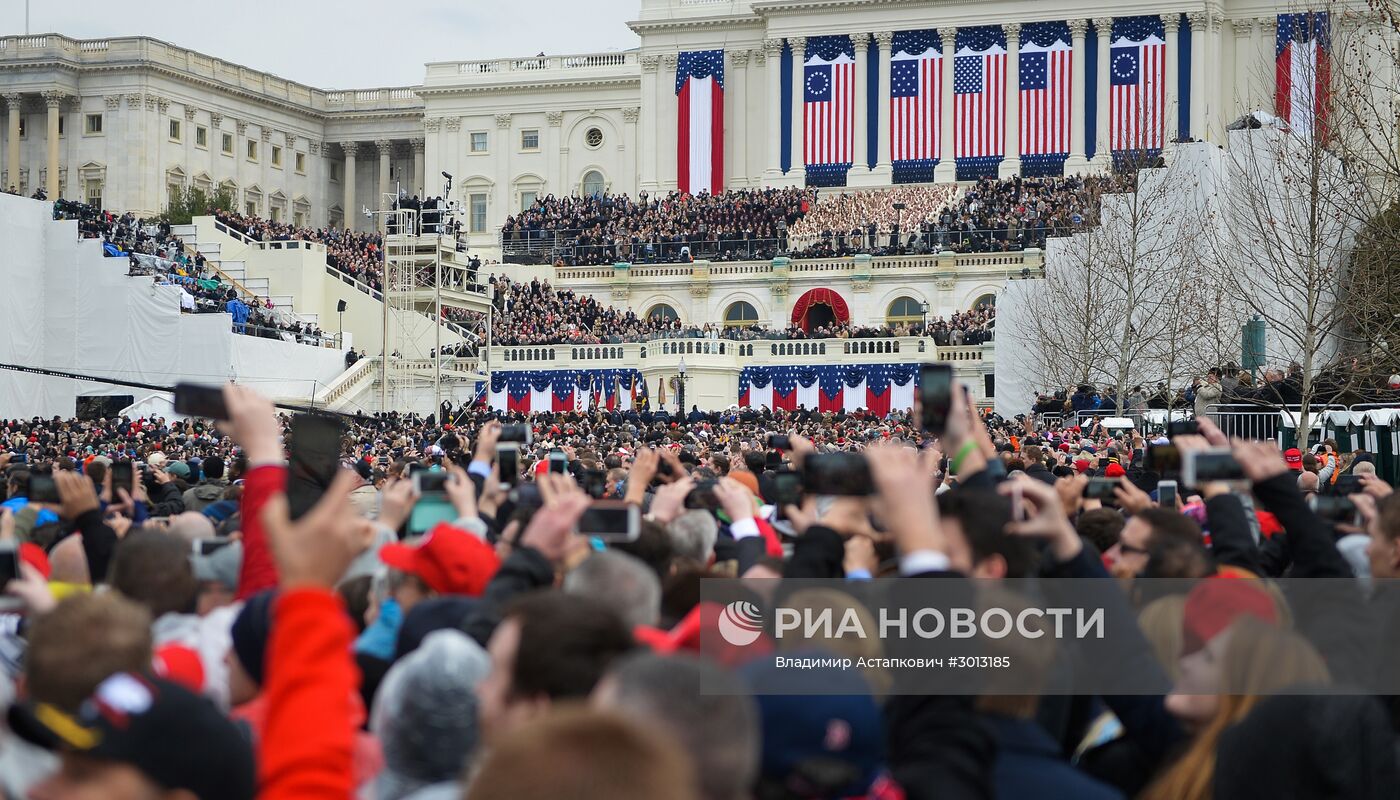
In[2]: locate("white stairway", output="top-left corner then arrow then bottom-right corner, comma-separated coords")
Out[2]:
169,224 -> 316,326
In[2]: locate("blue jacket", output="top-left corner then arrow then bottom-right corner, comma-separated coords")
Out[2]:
985,716 -> 1123,800
225,299 -> 250,324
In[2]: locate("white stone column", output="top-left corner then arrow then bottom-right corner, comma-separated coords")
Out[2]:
495,114 -> 512,219
4,94 -> 19,193
342,142 -> 358,232
762,39 -> 784,183
934,26 -> 958,182
1231,18 -> 1254,115
1092,18 -> 1113,168
999,23 -> 1022,178
1065,21 -> 1091,171
1188,12 -> 1207,141
545,112 -> 563,195
872,31 -> 894,181
639,55 -> 660,191
729,49 -> 749,186
422,118 -> 441,206
661,53 -> 679,191
1253,17 -> 1271,118
376,139 -> 393,212
411,138 -> 425,197
1212,16 -> 1229,137
845,35 -> 867,179
131,95 -> 150,214
259,127 -> 271,212
1163,14 -> 1181,147
788,37 -> 806,183
622,107 -> 640,190
44,91 -> 63,199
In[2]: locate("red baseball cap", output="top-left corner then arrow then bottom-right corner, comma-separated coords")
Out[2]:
1283,448 -> 1303,471
379,523 -> 500,597
1181,578 -> 1278,656
1105,463 -> 1127,478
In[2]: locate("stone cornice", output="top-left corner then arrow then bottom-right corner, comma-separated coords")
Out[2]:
417,76 -> 640,97
0,57 -> 422,123
627,14 -> 765,34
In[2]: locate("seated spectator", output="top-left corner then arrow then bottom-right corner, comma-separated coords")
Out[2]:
500,188 -> 812,267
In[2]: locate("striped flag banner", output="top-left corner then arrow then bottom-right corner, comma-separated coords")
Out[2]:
1019,21 -> 1072,176
1109,16 -> 1166,156
738,364 -> 919,414
953,26 -> 1007,179
676,50 -> 725,195
890,29 -> 943,184
803,35 -> 855,187
1276,12 -> 1330,140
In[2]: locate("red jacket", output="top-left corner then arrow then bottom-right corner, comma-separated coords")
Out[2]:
259,589 -> 358,799
237,465 -> 284,600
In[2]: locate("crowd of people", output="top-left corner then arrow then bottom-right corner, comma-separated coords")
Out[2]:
1035,362 -> 1400,421
0,378 -> 1396,800
500,189 -> 813,266
786,184 -> 960,255
498,176 -> 1133,266
214,209 -> 388,293
479,277 -> 996,346
3,185 -> 47,200
790,175 -> 1132,258
52,200 -> 332,347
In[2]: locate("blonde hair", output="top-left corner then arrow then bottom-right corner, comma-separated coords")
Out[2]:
1142,618 -> 1330,800
1138,594 -> 1187,683
780,588 -> 889,695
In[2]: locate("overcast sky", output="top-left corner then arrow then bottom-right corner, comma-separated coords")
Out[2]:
2,0 -> 641,89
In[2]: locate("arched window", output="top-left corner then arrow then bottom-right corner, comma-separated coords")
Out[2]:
646,304 -> 679,323
724,301 -> 759,327
972,293 -> 997,311
887,296 -> 926,325
582,170 -> 605,197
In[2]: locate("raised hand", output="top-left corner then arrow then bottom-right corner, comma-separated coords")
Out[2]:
260,469 -> 375,590
998,476 -> 1081,562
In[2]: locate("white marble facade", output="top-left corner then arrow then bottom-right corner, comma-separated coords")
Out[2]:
0,1 -> 1382,239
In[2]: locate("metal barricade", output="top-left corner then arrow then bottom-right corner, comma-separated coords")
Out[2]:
1203,404 -> 1350,445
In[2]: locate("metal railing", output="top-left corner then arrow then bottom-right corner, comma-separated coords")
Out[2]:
500,223 -> 1080,265
233,322 -> 339,349
1202,403 -> 1353,444
499,234 -> 789,265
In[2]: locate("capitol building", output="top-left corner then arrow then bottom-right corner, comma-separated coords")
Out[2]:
0,0 -> 1386,414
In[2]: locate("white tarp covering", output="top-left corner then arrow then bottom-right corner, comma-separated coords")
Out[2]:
0,193 -> 348,418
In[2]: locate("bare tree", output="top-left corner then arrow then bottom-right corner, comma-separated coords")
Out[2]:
1201,17 -> 1374,444
1009,157 -> 1221,416
1010,226 -> 1116,398
1324,2 -> 1400,383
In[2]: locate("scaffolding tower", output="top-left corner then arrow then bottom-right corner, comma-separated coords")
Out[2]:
370,197 -> 490,416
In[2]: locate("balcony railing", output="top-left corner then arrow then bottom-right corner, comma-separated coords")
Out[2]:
430,51 -> 637,81
501,225 -> 1072,267
0,36 -> 419,112
487,337 -> 985,367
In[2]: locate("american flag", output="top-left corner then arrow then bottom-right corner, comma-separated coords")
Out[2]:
1110,16 -> 1166,153
1276,12 -> 1330,140
890,30 -> 942,163
954,26 -> 1007,162
1019,23 -> 1071,157
804,37 -> 855,166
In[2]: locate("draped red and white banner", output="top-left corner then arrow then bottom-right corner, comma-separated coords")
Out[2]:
677,50 -> 725,194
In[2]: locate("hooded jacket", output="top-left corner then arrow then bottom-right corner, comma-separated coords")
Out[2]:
182,479 -> 229,513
